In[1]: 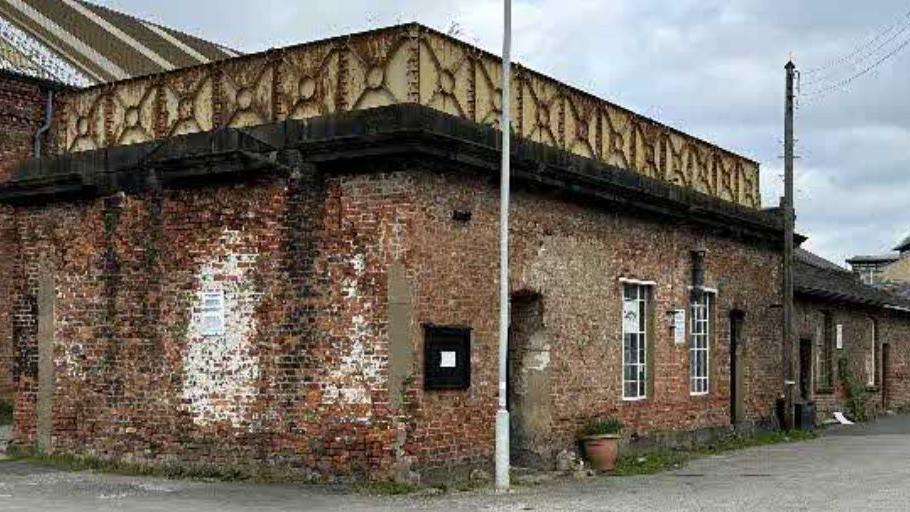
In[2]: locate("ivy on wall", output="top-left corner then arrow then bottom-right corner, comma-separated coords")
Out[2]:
838,357 -> 871,422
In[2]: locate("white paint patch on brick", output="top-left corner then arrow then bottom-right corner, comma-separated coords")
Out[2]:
529,346 -> 551,372
62,342 -> 86,379
181,229 -> 262,430
341,278 -> 358,300
351,253 -> 366,274
322,252 -> 381,411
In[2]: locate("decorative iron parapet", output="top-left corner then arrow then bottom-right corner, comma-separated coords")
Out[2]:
53,23 -> 760,208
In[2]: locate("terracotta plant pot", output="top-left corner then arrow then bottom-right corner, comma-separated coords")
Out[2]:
582,434 -> 620,471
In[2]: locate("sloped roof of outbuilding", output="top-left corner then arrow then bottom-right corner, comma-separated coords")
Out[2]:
797,248 -> 850,273
795,248 -> 910,310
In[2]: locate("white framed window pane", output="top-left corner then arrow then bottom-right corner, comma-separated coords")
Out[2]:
689,293 -> 711,395
622,283 -> 650,400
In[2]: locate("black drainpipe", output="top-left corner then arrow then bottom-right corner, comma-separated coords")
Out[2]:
33,90 -> 55,158
691,245 -> 707,302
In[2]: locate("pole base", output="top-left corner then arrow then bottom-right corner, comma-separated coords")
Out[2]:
495,408 -> 510,490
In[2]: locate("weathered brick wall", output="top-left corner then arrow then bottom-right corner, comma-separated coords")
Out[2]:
10,175 -> 407,479
0,210 -> 14,402
0,72 -> 58,403
9,163 -> 787,478
399,170 -> 784,468
882,257 -> 910,284
0,73 -> 47,182
795,299 -> 910,420
881,316 -> 910,411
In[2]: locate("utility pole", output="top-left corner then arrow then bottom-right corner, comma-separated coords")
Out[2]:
782,60 -> 796,431
495,0 -> 512,492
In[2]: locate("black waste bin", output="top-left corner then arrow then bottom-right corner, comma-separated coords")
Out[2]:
794,401 -> 816,430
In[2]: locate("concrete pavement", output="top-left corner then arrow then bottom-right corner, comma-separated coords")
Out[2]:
1,415 -> 909,511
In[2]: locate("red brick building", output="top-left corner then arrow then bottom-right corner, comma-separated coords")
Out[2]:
0,70 -> 70,402
794,249 -> 910,422
1,23 -> 909,482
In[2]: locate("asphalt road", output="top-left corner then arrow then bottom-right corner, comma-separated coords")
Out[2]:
1,415 -> 909,511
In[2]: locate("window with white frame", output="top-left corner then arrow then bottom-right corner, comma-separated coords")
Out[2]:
690,291 -> 712,395
622,283 -> 650,400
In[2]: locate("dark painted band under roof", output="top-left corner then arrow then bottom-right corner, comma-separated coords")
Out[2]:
1,103 -> 784,246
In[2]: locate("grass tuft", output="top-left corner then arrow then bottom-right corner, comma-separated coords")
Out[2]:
357,480 -> 419,495
6,451 -> 257,481
613,430 -> 818,476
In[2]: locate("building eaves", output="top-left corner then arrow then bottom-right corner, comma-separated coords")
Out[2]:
794,256 -> 910,310
845,253 -> 900,264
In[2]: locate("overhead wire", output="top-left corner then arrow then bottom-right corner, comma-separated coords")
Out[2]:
801,35 -> 910,104
798,7 -> 910,105
801,15 -> 910,88
801,7 -> 910,76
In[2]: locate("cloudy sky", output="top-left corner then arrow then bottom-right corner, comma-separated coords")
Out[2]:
97,0 -> 910,266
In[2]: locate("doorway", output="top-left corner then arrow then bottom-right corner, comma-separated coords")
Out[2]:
882,343 -> 891,410
507,292 -> 551,468
799,338 -> 813,401
729,310 -> 745,424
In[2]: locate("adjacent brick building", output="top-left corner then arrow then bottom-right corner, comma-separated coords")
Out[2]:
794,249 -> 910,420
0,70 -> 68,402
1,23 -> 909,482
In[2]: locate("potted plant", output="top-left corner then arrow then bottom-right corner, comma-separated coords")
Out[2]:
578,418 -> 623,471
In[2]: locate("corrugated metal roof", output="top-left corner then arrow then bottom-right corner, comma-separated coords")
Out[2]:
0,0 -> 237,84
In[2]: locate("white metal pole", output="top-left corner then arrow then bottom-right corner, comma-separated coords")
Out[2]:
495,0 -> 512,492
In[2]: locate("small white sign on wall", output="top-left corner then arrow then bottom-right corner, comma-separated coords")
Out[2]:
836,324 -> 843,350
201,290 -> 225,337
440,351 -> 457,368
673,309 -> 686,345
